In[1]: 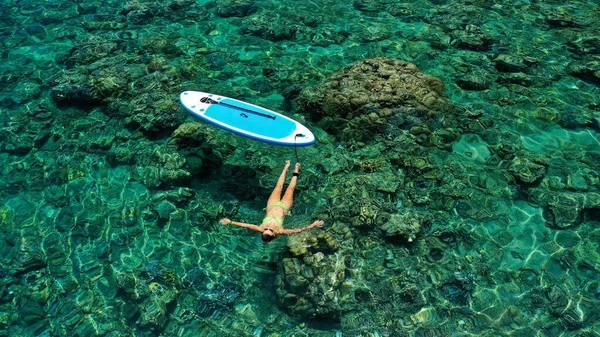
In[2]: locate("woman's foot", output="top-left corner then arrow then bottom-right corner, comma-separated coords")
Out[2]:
294,163 -> 301,174
284,160 -> 291,171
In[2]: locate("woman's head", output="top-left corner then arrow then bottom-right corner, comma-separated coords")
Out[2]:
262,228 -> 276,243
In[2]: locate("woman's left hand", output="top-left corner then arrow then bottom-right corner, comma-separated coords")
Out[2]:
311,220 -> 324,228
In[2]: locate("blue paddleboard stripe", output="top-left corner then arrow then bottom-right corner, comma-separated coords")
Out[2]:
205,99 -> 295,139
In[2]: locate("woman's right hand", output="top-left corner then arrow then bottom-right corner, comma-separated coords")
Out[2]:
219,218 -> 231,225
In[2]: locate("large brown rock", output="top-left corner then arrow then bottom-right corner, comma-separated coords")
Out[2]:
296,58 -> 457,141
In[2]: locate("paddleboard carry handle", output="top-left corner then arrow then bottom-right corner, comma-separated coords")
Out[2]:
200,96 -> 276,120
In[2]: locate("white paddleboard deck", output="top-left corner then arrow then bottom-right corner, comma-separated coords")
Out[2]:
180,91 -> 315,147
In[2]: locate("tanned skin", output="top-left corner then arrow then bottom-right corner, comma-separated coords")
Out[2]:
220,160 -> 324,241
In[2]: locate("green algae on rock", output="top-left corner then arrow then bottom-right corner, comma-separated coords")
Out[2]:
296,58 -> 458,141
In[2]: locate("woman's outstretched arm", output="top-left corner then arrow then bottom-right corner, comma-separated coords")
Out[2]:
220,218 -> 264,233
278,220 -> 324,235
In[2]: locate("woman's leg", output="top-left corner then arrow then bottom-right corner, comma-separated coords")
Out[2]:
267,160 -> 290,204
282,162 -> 300,209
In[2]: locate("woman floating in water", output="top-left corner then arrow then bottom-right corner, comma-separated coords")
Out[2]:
219,160 -> 324,242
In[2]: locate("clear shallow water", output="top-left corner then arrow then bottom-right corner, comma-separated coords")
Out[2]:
1,0 -> 600,336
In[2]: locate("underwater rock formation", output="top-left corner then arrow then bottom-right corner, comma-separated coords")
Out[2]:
215,0 -> 258,17
275,252 -> 360,320
240,12 -> 303,41
456,74 -> 493,91
50,73 -> 104,106
381,212 -> 426,243
567,55 -> 600,86
448,25 -> 495,51
508,156 -> 547,185
275,224 -> 360,320
286,230 -> 342,257
567,36 -> 600,55
170,122 -> 239,175
493,54 -> 536,74
295,58 -> 459,141
125,93 -> 186,133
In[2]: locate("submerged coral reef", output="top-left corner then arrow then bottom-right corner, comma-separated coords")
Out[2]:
296,58 -> 458,141
0,0 -> 600,336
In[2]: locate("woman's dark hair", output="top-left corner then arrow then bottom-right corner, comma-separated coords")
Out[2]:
262,232 -> 275,243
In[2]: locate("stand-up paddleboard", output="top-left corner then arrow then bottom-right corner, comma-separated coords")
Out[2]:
179,91 -> 315,147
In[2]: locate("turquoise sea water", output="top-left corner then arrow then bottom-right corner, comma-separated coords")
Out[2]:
1,0 -> 600,336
